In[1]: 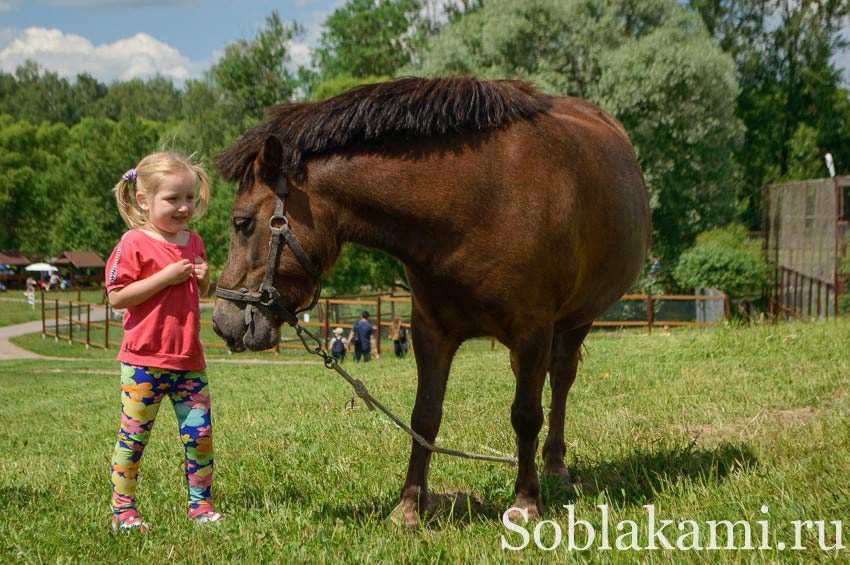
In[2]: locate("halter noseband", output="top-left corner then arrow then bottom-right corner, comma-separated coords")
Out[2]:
215,175 -> 323,328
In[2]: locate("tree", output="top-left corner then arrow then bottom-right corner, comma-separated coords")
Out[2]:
95,76 -> 183,122
0,61 -> 78,125
673,225 -> 768,297
420,0 -> 743,257
0,118 -> 69,252
313,0 -> 431,80
312,75 -> 391,101
593,21 -> 743,258
212,11 -> 305,120
688,0 -> 850,227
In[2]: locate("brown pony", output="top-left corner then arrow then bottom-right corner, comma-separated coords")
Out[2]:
211,77 -> 650,525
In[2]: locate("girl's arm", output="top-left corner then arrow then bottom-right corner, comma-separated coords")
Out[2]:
108,259 -> 194,309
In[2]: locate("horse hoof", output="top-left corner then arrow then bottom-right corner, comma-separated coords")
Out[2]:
510,495 -> 541,520
542,462 -> 571,482
389,500 -> 421,528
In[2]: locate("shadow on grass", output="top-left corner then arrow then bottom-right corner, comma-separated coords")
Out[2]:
233,441 -> 757,528
544,441 -> 758,509
0,485 -> 55,510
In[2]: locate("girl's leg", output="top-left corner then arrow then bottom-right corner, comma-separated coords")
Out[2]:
110,364 -> 165,513
168,369 -> 215,513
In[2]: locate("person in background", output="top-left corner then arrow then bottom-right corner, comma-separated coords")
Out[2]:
348,310 -> 378,362
388,317 -> 408,358
330,327 -> 348,362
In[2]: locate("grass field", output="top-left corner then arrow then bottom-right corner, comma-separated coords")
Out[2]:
2,319 -> 850,562
0,290 -> 107,327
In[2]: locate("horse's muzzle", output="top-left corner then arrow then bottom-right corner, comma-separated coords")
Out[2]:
212,300 -> 280,352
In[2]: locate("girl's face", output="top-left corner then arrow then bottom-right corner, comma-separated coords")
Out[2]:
137,171 -> 197,236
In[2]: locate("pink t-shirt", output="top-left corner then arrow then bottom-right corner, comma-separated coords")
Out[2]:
105,229 -> 206,371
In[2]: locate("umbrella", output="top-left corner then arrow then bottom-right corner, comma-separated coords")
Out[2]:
25,263 -> 58,272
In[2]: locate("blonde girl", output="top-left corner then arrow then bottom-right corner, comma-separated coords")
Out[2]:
106,152 -> 221,531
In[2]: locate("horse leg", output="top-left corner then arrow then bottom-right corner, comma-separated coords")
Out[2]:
509,326 -> 554,519
392,306 -> 459,527
542,322 -> 591,481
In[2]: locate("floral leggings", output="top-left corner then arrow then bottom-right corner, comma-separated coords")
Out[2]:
110,364 -> 214,513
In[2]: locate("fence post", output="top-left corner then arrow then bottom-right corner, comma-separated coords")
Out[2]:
68,301 -> 73,344
724,295 -> 730,321
86,304 -> 91,349
324,298 -> 330,349
40,289 -> 45,337
376,296 -> 382,357
647,293 -> 654,335
54,300 -> 59,341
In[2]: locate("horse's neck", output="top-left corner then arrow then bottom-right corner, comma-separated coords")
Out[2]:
329,178 -> 436,266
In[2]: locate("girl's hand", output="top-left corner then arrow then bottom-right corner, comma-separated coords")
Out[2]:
160,259 -> 194,286
193,257 -> 209,281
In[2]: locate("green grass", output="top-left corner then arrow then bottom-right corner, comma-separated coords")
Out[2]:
2,319 -> 850,561
0,297 -> 42,327
0,290 -> 106,327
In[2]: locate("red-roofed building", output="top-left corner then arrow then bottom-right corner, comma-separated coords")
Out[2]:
54,250 -> 106,287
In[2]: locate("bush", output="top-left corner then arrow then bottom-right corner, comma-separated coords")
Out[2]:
673,225 -> 768,298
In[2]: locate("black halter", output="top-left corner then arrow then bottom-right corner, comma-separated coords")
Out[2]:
215,175 -> 322,328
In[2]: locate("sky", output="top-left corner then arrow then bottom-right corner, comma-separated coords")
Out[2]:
0,0 -> 342,84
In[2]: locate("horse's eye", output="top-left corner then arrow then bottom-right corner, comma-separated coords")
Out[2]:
232,216 -> 253,232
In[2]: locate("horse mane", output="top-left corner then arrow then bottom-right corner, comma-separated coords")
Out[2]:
214,76 -> 552,182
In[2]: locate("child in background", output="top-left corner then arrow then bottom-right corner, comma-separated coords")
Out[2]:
106,152 -> 221,531
330,327 -> 348,362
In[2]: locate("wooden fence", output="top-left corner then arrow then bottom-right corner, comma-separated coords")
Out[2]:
40,292 -> 728,353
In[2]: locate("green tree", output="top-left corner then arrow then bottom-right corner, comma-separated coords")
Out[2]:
325,245 -> 407,295
0,61 -> 78,125
95,76 -> 183,122
0,118 -> 70,252
593,21 -> 743,258
312,75 -> 391,101
44,116 -> 162,256
212,11 -> 305,120
420,0 -> 743,257
313,0 -> 431,80
688,0 -> 850,227
673,225 -> 768,297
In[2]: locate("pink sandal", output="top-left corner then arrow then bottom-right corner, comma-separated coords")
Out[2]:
111,508 -> 150,532
188,505 -> 223,524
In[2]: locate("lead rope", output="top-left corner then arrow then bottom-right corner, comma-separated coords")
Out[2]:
291,322 -> 517,466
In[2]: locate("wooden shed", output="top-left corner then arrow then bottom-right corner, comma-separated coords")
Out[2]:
0,250 -> 31,288
54,250 -> 106,287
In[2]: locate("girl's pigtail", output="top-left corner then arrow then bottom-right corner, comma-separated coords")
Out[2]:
113,169 -> 145,229
192,163 -> 211,222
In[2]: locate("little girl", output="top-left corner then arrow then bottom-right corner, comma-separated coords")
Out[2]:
106,152 -> 221,531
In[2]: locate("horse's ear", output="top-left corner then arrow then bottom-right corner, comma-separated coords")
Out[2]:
257,136 -> 283,182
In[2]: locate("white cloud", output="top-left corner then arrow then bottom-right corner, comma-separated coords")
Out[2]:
289,41 -> 312,68
0,27 -> 210,84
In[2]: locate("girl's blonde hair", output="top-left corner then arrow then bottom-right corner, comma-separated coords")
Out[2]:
113,152 -> 211,229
